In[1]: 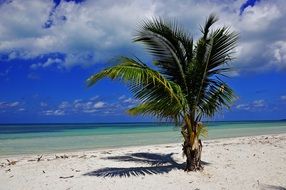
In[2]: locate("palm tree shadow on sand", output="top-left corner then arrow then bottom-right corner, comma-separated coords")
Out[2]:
83,152 -> 210,177
259,184 -> 286,190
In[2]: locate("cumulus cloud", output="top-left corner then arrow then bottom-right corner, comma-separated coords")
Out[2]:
240,0 -> 260,15
0,0 -> 153,67
0,0 -> 285,73
239,2 -> 281,32
269,41 -> 286,70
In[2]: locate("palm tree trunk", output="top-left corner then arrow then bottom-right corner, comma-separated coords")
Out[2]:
183,137 -> 203,171
181,117 -> 203,171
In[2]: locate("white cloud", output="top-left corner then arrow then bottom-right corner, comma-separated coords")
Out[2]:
0,101 -> 26,113
73,99 -> 82,104
239,3 -> 281,32
123,98 -> 134,103
30,58 -> 64,69
269,41 -> 286,70
118,95 -> 126,100
42,98 -> 108,116
252,99 -> 265,108
43,109 -> 65,116
0,0 -> 154,67
0,101 -> 20,109
236,104 -> 250,110
83,109 -> 98,113
118,96 -> 139,108
235,99 -> 266,111
40,95 -> 139,116
0,0 -> 286,72
93,101 -> 105,108
58,101 -> 70,109
9,101 -> 20,107
89,96 -> 99,101
281,95 -> 286,101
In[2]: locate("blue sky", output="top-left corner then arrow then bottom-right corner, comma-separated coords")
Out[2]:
0,0 -> 286,123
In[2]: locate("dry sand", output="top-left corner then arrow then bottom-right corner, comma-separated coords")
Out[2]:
1,134 -> 286,190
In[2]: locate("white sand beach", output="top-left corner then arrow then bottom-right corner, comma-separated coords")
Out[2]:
1,134 -> 286,190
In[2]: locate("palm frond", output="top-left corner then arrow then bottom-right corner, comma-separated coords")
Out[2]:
201,14 -> 219,39
134,18 -> 193,92
128,100 -> 182,124
197,81 -> 236,119
188,17 -> 238,119
197,122 -> 208,138
194,27 -> 238,118
128,73 -> 187,122
207,27 -> 239,74
87,57 -> 187,122
88,57 -> 176,99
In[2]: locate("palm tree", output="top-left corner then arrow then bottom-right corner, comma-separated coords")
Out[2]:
87,14 -> 238,171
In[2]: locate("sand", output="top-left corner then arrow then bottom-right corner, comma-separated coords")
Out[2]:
1,134 -> 286,190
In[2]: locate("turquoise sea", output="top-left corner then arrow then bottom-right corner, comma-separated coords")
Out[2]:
1,121 -> 286,156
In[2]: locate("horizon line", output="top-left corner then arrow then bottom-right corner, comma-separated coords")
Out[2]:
0,119 -> 285,125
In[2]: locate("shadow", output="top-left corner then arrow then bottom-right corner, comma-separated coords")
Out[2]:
83,152 -> 210,177
259,184 -> 286,190
83,152 -> 181,177
104,153 -> 178,166
201,160 -> 211,166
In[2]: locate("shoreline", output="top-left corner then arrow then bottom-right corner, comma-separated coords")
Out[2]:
1,133 -> 286,189
1,132 -> 286,158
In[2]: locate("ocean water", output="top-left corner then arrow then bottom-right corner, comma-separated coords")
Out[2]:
1,121 -> 286,156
